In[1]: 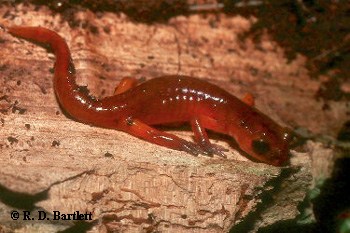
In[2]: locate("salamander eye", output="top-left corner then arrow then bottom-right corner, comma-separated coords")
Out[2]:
252,139 -> 270,155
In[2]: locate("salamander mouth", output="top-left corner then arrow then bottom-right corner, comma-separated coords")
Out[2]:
267,149 -> 290,166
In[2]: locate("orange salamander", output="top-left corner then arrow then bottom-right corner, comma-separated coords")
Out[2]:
7,26 -> 293,166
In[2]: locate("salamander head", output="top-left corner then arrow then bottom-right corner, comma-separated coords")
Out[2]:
231,117 -> 294,166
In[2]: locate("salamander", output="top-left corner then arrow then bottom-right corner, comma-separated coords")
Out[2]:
7,26 -> 293,166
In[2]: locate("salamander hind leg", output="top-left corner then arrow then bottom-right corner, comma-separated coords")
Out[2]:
242,93 -> 255,106
190,118 -> 228,158
113,77 -> 140,95
116,117 -> 202,156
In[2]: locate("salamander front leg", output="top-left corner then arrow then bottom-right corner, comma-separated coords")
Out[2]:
190,118 -> 228,158
117,117 -> 202,156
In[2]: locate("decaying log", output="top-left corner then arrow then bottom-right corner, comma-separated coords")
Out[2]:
0,3 -> 343,232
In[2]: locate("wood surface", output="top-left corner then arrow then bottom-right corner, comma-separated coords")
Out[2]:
0,3 -> 343,233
